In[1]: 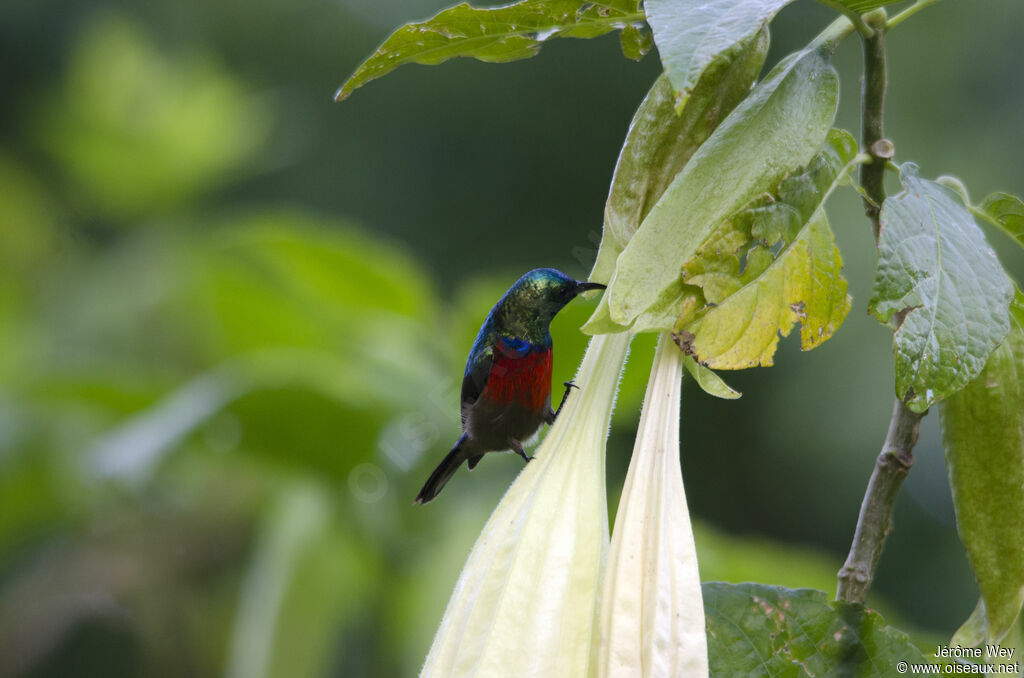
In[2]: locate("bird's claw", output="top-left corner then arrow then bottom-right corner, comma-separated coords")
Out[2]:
552,380 -> 578,421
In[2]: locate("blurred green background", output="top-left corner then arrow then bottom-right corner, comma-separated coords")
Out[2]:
1,0 -> 1022,676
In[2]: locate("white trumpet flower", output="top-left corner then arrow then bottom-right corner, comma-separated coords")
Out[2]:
420,332 -> 632,678
598,332 -> 707,678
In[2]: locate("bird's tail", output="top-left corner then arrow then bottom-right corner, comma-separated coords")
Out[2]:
414,435 -> 469,504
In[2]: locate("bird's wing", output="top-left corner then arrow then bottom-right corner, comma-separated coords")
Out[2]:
461,344 -> 493,409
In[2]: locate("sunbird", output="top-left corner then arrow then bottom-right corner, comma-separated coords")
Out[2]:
415,268 -> 606,504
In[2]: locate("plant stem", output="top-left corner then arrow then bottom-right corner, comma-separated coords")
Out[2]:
859,15 -> 888,243
887,0 -> 944,30
836,15 -> 928,605
811,15 -> 857,55
817,0 -> 875,38
837,400 -> 924,603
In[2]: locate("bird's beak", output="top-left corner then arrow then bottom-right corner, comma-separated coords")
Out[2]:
575,281 -> 607,295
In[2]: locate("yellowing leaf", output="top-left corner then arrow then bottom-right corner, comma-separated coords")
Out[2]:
670,130 -> 857,369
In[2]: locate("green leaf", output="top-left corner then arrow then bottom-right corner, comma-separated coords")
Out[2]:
336,0 -> 646,101
975,192 -> 1024,250
681,355 -> 741,399
589,46 -> 839,334
90,371 -> 245,482
952,599 -> 988,648
645,0 -> 794,107
589,28 -> 769,286
0,153 -> 57,276
670,129 -> 856,368
618,21 -> 653,60
264,510 -> 374,678
39,16 -> 269,219
935,178 -> 1024,253
225,483 -> 371,678
941,288 -> 1024,644
869,163 -> 1015,412
703,582 -> 930,676
82,214 -> 451,484
225,484 -> 329,678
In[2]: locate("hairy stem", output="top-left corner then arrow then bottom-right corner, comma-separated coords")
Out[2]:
837,400 -> 924,603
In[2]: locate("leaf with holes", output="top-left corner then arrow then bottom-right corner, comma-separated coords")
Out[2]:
665,129 -> 856,368
869,163 -> 1014,412
336,0 -> 646,101
942,289 -> 1024,644
703,582 -> 929,676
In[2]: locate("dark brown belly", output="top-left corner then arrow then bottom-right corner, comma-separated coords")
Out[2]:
462,397 -> 548,453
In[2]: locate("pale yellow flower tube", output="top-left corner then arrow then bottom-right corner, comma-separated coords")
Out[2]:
598,332 -> 707,678
420,332 -> 632,678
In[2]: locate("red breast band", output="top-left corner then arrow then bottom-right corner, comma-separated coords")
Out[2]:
480,348 -> 552,413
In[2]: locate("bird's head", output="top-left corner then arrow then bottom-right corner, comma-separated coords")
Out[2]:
496,268 -> 606,336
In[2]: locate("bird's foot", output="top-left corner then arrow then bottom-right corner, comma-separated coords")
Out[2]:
553,380 -> 579,420
511,441 -> 533,463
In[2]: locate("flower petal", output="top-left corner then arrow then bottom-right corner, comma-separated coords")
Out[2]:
598,333 -> 706,678
421,332 -> 632,678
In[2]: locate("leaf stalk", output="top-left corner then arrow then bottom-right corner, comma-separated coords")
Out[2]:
810,15 -> 857,55
816,0 -> 875,38
886,0 -> 944,30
